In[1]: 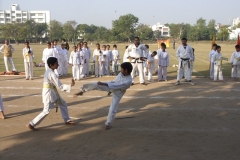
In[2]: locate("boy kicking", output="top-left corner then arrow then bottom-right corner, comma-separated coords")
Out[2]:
74,62 -> 133,130
26,57 -> 75,131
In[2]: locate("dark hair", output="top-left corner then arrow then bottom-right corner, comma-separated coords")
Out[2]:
161,42 -> 166,47
83,41 -> 87,44
62,39 -> 66,42
121,62 -> 133,74
47,42 -> 51,45
113,44 -> 117,48
212,44 -> 217,47
152,51 -> 157,55
181,37 -> 187,41
134,37 -> 140,40
96,43 -> 100,46
47,57 -> 58,68
216,45 -> 221,50
145,44 -> 149,49
235,45 -> 240,49
54,39 -> 58,42
125,46 -> 128,49
107,44 -> 110,47
192,48 -> 195,53
25,41 -> 29,45
102,45 -> 106,48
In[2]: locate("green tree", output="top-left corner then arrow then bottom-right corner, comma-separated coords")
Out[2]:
217,26 -> 230,41
32,23 -> 48,42
207,19 -> 217,39
112,14 -> 139,42
49,20 -> 63,41
135,24 -> 153,40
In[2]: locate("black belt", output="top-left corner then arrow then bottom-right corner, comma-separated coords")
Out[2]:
181,58 -> 190,61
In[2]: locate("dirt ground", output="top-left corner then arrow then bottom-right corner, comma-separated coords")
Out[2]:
0,75 -> 240,160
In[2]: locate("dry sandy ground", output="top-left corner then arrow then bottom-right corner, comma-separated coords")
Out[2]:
0,75 -> 240,160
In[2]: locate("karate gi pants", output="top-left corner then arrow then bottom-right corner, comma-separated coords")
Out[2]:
231,65 -> 240,78
81,83 -> 123,125
24,62 -> 33,79
210,62 -> 214,79
214,64 -> 223,81
112,61 -> 118,73
72,64 -> 81,80
190,61 -> 194,76
4,56 -> 16,72
158,66 -> 167,80
0,94 -> 4,112
177,60 -> 191,81
131,62 -> 145,83
57,58 -> 63,75
30,99 -> 70,127
104,62 -> 110,75
62,59 -> 68,76
84,60 -> 90,76
95,62 -> 100,76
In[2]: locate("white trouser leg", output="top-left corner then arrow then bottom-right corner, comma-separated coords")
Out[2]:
82,82 -> 110,92
148,68 -> 152,81
105,62 -> 109,75
237,65 -> 240,78
58,99 -> 71,122
138,63 -> 145,83
29,62 -> 33,78
158,66 -> 163,80
24,62 -> 29,78
143,67 -> 147,81
8,57 -> 16,71
232,65 -> 237,78
162,66 -> 167,80
72,65 -> 76,79
131,63 -> 138,83
112,61 -> 116,72
30,102 -> 54,127
45,61 -> 48,71
99,62 -> 104,76
0,94 -> 5,111
218,66 -> 223,80
105,91 -> 123,125
76,65 -> 80,80
177,60 -> 184,81
95,62 -> 99,76
79,65 -> 84,79
4,57 -> 9,72
190,61 -> 194,76
85,61 -> 89,75
210,62 -> 214,79
214,64 -> 223,80
184,62 -> 191,81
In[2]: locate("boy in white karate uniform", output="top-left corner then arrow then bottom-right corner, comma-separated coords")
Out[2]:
26,57 -> 75,131
82,42 -> 91,76
52,41 -> 61,76
213,45 -> 223,81
74,62 -> 133,130
102,45 -> 109,75
209,44 -> 217,79
42,42 -> 56,71
93,43 -> 101,77
158,44 -> 169,81
23,41 -> 34,80
106,45 -> 112,75
0,94 -> 5,119
123,46 -> 129,62
144,51 -> 157,82
69,46 -> 82,80
230,45 -> 240,80
112,45 -> 120,75
60,44 -> 69,76
175,38 -> 194,86
98,46 -> 105,77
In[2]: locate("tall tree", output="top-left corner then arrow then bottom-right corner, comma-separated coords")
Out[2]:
217,26 -> 230,41
207,19 -> 217,39
49,20 -> 63,41
135,24 -> 153,40
112,14 -> 139,42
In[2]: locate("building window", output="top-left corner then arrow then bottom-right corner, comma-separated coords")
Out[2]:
12,16 -> 15,18
12,11 -> 15,13
22,13 -> 27,16
0,18 -> 4,21
16,19 -> 21,23
16,14 -> 21,17
31,13 -> 35,16
6,19 -> 11,23
5,14 -> 10,17
0,13 -> 3,16
38,13 -> 43,16
23,18 -> 27,22
38,18 -> 43,22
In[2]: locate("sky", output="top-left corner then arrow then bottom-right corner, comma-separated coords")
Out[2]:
0,0 -> 239,28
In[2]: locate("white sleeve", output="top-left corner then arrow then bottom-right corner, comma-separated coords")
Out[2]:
42,49 -> 45,61
69,52 -> 73,64
230,52 -> 235,63
0,46 -> 4,53
50,72 -> 71,92
176,47 -> 180,58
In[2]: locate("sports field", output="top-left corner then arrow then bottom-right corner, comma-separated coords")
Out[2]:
0,42 -> 240,159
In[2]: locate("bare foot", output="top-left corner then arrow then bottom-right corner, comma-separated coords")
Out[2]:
105,125 -> 111,130
73,91 -> 83,98
26,124 -> 38,131
0,111 -> 5,119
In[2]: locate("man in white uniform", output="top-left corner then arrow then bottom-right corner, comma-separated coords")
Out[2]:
23,41 -> 34,80
42,42 -> 56,71
127,37 -> 147,85
175,38 -> 194,85
60,44 -> 69,76
230,45 -> 240,80
82,42 -> 91,76
0,40 -> 17,72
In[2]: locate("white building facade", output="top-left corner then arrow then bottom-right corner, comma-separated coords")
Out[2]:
0,4 -> 50,24
152,22 -> 170,37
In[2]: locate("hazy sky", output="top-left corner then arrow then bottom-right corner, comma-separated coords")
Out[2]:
0,0 -> 239,28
